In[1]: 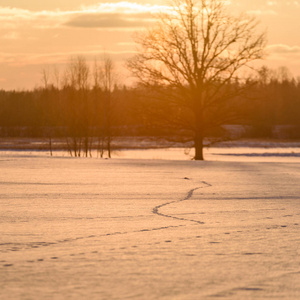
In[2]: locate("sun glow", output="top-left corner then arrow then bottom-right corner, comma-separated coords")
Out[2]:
1,1 -> 300,90
80,2 -> 171,14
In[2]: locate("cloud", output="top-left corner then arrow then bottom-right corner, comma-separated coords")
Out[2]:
267,44 -> 300,54
0,2 -> 169,30
0,50 -> 135,67
0,7 -> 67,29
79,2 -> 170,14
266,0 -> 300,7
64,12 -> 154,29
2,32 -> 19,40
247,9 -> 277,15
65,2 -> 170,29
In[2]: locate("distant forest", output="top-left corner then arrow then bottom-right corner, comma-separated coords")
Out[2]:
1,64 -> 300,155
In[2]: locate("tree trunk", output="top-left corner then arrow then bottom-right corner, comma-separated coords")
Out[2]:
105,91 -> 112,159
194,97 -> 204,160
49,137 -> 53,157
107,136 -> 111,158
84,136 -> 89,157
194,130 -> 204,160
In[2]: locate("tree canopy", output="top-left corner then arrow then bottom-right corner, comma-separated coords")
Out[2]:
128,0 -> 266,160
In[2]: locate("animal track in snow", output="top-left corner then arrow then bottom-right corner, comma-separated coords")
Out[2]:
2,183 -> 213,267
152,181 -> 212,225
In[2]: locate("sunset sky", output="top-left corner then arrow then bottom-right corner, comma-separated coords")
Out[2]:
1,0 -> 300,90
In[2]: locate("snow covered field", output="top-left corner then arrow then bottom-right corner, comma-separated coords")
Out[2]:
1,152 -> 300,299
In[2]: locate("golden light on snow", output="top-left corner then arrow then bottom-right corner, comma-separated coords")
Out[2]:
1,154 -> 300,298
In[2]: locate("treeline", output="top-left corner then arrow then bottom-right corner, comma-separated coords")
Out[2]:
0,57 -> 147,157
0,86 -> 146,156
0,63 -> 300,156
246,67 -> 300,138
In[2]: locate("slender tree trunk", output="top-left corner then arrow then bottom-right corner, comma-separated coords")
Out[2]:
105,91 -> 112,158
107,136 -> 111,158
49,137 -> 53,157
84,136 -> 89,157
194,95 -> 204,161
66,137 -> 73,157
73,137 -> 78,157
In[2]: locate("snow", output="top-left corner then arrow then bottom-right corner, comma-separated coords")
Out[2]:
1,152 -> 300,299
2,143 -> 300,162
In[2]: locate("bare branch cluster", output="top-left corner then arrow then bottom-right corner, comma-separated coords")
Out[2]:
127,0 -> 266,159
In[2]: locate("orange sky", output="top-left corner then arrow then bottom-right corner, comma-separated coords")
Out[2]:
1,0 -> 300,90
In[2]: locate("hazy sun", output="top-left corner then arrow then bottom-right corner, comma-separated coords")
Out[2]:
80,1 -> 170,14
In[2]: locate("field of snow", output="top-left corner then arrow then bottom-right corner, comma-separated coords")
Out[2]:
1,152 -> 300,299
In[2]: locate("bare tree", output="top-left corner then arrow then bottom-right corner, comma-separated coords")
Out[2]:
63,56 -> 90,91
94,55 -> 117,158
41,67 -> 50,89
41,66 -> 53,156
62,56 -> 91,157
127,0 -> 266,160
53,65 -> 60,90
92,59 -> 105,157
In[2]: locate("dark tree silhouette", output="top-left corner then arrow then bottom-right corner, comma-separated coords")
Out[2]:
128,0 -> 266,160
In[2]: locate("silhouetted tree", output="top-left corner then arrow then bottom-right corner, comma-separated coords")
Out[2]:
128,0 -> 266,160
62,56 -> 91,157
94,55 -> 117,158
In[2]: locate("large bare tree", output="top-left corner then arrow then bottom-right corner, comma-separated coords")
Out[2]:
127,0 -> 266,160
